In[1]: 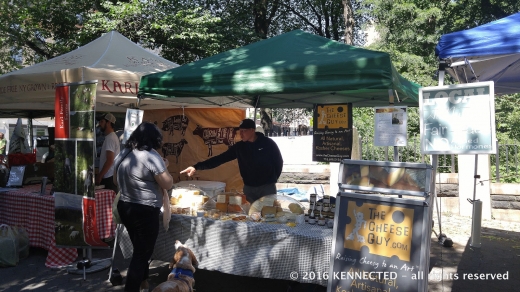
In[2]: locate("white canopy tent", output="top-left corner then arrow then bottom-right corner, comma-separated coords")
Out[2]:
0,31 -> 250,119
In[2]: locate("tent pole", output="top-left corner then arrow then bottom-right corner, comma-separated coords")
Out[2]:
434,59 -> 452,247
253,95 -> 260,120
28,118 -> 34,150
438,61 -> 446,86
388,89 -> 399,162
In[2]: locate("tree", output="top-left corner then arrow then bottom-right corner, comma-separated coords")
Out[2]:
0,0 -> 95,74
0,0 -> 243,71
362,0 -> 520,169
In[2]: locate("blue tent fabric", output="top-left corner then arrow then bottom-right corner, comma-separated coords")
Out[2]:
435,13 -> 520,58
435,12 -> 520,95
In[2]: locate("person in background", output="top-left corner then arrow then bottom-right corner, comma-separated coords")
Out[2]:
180,118 -> 283,203
114,122 -> 173,292
95,113 -> 120,193
0,132 -> 6,155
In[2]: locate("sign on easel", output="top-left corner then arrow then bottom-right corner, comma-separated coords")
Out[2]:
328,193 -> 432,292
328,160 -> 433,292
419,81 -> 496,154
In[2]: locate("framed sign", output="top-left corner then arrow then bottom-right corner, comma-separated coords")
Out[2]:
374,106 -> 408,147
6,165 -> 26,187
328,192 -> 432,292
419,81 -> 496,154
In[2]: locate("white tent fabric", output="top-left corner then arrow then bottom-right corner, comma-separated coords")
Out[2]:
0,30 -> 232,116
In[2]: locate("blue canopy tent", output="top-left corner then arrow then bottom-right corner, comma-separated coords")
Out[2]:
433,13 -> 520,246
435,12 -> 520,94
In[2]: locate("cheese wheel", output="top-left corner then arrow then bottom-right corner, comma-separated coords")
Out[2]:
288,203 -> 304,214
386,168 -> 406,186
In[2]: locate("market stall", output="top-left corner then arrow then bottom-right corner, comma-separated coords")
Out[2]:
111,29 -> 425,287
0,30 -> 243,118
0,184 -> 116,268
435,12 -> 520,95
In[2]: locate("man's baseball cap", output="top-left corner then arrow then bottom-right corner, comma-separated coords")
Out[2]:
238,119 -> 256,129
97,113 -> 116,123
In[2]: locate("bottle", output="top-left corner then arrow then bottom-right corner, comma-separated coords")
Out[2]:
308,207 -> 316,224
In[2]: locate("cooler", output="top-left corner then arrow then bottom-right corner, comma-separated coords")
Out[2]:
174,180 -> 226,198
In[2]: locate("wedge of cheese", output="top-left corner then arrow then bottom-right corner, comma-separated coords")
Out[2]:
261,206 -> 278,217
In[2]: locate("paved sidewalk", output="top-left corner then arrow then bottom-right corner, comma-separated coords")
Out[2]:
0,214 -> 518,292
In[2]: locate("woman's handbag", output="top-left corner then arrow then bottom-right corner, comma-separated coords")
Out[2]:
111,150 -> 131,225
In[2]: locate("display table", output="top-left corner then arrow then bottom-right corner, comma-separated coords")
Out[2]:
0,185 -> 116,268
119,214 -> 333,286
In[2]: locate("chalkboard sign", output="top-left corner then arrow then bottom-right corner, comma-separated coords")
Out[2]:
312,103 -> 353,162
328,193 -> 432,292
6,165 -> 26,187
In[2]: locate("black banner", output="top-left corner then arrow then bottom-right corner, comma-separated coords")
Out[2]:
313,104 -> 353,162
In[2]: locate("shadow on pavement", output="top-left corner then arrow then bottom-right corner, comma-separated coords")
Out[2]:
429,227 -> 520,292
2,224 -> 518,292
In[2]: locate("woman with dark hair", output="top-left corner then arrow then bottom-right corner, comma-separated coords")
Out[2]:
113,122 -> 173,292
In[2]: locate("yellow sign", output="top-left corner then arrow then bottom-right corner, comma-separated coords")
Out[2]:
343,202 -> 414,261
316,105 -> 350,129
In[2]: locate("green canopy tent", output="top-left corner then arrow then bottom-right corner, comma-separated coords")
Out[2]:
138,30 -> 420,108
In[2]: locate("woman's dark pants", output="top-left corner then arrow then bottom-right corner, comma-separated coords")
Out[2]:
117,200 -> 160,292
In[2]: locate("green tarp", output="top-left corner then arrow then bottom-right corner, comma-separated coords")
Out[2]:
139,30 -> 420,108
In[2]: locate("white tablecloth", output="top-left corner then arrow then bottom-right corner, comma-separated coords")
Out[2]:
118,214 -> 333,286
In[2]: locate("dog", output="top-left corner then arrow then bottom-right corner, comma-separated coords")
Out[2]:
152,240 -> 198,292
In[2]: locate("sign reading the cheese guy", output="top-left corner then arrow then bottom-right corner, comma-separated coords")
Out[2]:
328,193 -> 431,292
312,103 -> 353,162
419,81 -> 496,154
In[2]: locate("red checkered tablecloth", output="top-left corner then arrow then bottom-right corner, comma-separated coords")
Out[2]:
95,189 -> 117,239
0,185 -> 116,268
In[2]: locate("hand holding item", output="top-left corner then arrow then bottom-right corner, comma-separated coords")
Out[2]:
180,166 -> 196,177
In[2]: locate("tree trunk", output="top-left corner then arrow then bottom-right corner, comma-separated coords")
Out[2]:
253,0 -> 280,39
342,0 -> 354,45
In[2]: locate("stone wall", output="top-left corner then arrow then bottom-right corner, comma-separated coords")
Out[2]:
276,166 -> 520,221
490,183 -> 520,210
276,165 -> 330,195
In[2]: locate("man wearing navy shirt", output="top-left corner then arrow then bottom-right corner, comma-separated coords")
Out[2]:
181,119 -> 283,203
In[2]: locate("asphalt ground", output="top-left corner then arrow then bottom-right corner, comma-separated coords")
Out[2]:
0,214 -> 519,292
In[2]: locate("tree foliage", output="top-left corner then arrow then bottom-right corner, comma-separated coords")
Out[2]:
364,0 -> 520,147
3,0 -> 520,150
0,0 -> 93,74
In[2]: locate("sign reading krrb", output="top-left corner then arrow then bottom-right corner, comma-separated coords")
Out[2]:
419,81 -> 496,154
